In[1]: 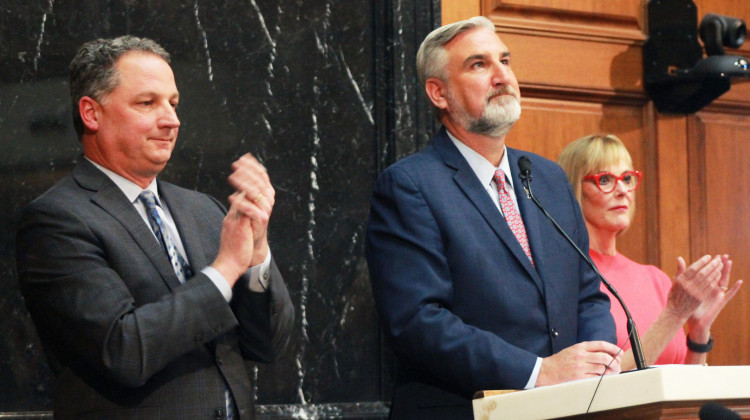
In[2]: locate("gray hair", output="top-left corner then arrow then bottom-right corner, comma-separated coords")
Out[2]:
69,35 -> 170,138
416,16 -> 496,86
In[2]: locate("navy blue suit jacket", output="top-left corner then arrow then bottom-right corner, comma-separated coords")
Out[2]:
365,128 -> 615,418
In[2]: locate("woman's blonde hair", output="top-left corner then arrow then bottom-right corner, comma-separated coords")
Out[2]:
558,134 -> 636,221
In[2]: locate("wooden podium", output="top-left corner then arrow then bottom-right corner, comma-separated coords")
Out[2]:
472,365 -> 750,419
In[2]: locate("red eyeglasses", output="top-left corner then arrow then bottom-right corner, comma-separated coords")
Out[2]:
583,170 -> 642,193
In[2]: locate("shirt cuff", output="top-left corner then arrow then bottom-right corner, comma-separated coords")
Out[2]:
202,266 -> 233,302
524,357 -> 543,389
201,250 -> 272,301
248,250 -> 272,292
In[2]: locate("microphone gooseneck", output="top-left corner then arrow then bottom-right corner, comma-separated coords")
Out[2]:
517,156 -> 648,371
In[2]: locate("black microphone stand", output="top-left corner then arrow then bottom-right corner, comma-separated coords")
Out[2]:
518,157 -> 648,371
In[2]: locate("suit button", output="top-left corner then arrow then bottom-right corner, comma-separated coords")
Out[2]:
216,356 -> 223,366
215,408 -> 225,419
551,328 -> 559,338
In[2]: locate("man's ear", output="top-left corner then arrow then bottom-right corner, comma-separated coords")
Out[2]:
79,96 -> 101,132
424,78 -> 449,111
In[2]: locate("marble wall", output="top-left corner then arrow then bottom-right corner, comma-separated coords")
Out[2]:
0,0 -> 439,417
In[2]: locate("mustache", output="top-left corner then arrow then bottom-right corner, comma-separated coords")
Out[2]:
486,86 -> 520,103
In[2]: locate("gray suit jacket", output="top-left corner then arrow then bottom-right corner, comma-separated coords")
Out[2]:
16,158 -> 294,419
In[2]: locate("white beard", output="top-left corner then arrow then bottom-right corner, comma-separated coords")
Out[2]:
470,95 -> 521,137
448,88 -> 522,138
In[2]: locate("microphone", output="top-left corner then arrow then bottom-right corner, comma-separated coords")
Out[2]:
517,156 -> 648,371
699,402 -> 741,420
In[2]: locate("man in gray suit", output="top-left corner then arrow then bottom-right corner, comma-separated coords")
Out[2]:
16,35 -> 294,419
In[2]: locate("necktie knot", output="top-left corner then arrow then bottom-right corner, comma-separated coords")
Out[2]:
138,190 -> 159,210
493,169 -> 508,193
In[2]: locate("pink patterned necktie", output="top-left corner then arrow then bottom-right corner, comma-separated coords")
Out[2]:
493,169 -> 533,263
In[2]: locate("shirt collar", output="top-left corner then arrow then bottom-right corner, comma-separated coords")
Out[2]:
446,130 -> 513,189
85,157 -> 159,204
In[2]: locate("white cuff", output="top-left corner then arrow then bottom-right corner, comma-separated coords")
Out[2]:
524,357 -> 543,389
201,250 -> 272,301
248,250 -> 272,292
201,266 -> 233,302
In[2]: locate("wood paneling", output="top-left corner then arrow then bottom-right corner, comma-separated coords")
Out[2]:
690,111 -> 750,365
655,114 -> 691,276
498,32 -> 643,95
487,0 -> 641,17
484,0 -> 644,40
689,0 -> 750,366
441,0 -> 479,25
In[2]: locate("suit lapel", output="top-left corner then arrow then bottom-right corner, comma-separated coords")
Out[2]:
158,182 -> 210,271
74,160 -> 183,291
432,131 -> 543,290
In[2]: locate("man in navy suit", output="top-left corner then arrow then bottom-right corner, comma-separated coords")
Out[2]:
16,36 -> 293,419
365,16 -> 621,419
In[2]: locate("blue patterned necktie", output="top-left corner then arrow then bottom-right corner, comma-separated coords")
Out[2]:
138,191 -> 193,283
138,191 -> 234,418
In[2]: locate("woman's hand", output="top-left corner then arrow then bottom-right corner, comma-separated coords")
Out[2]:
665,255 -> 723,321
687,255 -> 743,341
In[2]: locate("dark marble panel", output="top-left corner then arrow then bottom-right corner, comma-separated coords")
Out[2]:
0,0 -> 439,416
